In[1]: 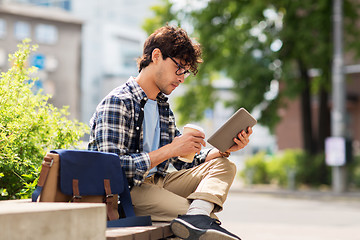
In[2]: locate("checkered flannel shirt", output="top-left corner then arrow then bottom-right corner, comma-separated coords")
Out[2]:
88,77 -> 211,187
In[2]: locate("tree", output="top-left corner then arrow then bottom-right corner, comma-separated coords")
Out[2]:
143,0 -> 360,156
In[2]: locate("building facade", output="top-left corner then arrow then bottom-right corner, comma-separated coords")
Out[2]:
0,2 -> 82,119
70,0 -> 158,122
275,69 -> 360,155
2,0 -> 158,123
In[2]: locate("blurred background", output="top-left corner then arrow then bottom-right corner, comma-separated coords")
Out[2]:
1,0 -> 360,193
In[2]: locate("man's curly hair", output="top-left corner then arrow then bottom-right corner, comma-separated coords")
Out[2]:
137,25 -> 202,75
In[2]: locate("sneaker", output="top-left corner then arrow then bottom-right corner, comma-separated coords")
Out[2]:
170,214 -> 241,240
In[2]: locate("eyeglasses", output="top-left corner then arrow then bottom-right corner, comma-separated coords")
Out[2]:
168,56 -> 191,78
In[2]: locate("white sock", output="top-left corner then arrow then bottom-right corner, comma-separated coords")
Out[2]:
186,199 -> 214,216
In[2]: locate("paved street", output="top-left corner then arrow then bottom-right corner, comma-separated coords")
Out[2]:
218,186 -> 360,240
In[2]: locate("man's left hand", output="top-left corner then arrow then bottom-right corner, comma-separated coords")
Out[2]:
227,126 -> 253,153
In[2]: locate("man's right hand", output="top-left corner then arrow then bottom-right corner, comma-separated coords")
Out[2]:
148,130 -> 206,168
170,131 -> 206,158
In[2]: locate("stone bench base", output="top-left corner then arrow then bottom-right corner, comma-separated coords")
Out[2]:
0,199 -> 174,240
0,199 -> 106,240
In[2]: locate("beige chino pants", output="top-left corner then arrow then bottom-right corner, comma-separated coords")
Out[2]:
130,157 -> 237,221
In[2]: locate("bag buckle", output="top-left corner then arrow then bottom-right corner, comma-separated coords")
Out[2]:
104,194 -> 114,204
72,195 -> 82,201
43,157 -> 54,167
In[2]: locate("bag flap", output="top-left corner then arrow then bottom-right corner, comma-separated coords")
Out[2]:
51,150 -> 124,196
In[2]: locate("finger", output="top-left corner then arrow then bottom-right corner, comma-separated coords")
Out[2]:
238,131 -> 247,141
239,131 -> 247,138
183,130 -> 204,139
191,131 -> 205,139
201,139 -> 206,147
247,127 -> 253,135
242,133 -> 250,144
241,130 -> 251,141
194,143 -> 203,153
233,137 -> 245,147
237,133 -> 249,144
196,139 -> 206,148
191,135 -> 205,145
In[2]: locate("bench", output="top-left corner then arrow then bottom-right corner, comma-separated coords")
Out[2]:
106,222 -> 174,240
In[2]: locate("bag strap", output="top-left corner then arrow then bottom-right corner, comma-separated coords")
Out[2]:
134,99 -> 146,152
104,179 -> 118,221
118,167 -> 136,217
32,156 -> 54,202
72,179 -> 82,202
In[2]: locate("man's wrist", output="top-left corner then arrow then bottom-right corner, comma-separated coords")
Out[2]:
219,151 -> 230,158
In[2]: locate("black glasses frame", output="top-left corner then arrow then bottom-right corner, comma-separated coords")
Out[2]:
168,56 -> 191,78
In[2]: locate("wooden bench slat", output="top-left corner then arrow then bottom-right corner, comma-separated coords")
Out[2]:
106,222 -> 172,240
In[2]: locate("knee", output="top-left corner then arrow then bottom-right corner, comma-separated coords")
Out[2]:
213,157 -> 237,178
225,158 -> 237,177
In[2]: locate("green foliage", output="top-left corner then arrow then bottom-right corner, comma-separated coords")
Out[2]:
241,149 -> 331,188
348,155 -> 360,188
267,149 -> 300,187
240,151 -> 269,185
295,152 -> 330,186
174,76 -> 216,125
144,0 -> 360,133
142,0 -> 176,35
0,39 -> 88,200
190,0 -> 279,124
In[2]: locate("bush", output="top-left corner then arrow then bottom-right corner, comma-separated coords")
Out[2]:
240,151 -> 270,185
0,39 -> 88,200
241,149 -> 331,188
295,152 -> 330,186
267,149 -> 300,187
348,155 -> 360,188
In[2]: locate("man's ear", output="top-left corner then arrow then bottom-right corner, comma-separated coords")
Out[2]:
151,48 -> 162,63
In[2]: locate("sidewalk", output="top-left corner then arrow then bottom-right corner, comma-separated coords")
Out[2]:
221,178 -> 360,240
220,188 -> 360,240
229,177 -> 360,202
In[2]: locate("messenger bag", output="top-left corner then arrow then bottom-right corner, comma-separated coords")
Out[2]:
32,149 -> 151,227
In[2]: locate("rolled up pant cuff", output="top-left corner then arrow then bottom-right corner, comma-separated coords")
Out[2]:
187,192 -> 223,212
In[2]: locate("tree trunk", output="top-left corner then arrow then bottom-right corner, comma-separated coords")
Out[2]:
317,78 -> 332,185
298,59 -> 316,155
317,87 -> 331,153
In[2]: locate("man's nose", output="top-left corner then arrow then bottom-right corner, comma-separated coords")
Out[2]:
178,75 -> 185,83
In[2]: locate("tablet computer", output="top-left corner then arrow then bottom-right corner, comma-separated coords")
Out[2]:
207,108 -> 257,152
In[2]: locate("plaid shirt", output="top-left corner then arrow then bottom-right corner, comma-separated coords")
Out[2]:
88,78 -> 211,186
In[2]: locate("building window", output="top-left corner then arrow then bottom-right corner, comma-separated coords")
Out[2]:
118,38 -> 141,75
35,24 -> 58,44
14,21 -> 31,40
29,0 -> 71,11
30,0 -> 49,7
0,48 -> 6,67
0,19 -> 6,39
62,0 -> 71,11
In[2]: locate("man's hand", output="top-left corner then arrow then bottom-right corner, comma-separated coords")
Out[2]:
170,130 -> 206,157
205,126 -> 253,161
226,126 -> 253,153
148,129 -> 206,168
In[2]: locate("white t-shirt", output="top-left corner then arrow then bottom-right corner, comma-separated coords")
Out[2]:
143,99 -> 160,176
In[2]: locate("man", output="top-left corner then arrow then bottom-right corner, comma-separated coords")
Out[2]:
88,25 -> 252,240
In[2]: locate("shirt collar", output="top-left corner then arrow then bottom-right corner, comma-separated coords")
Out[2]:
127,77 -> 168,103
126,77 -> 148,102
156,92 -> 168,103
